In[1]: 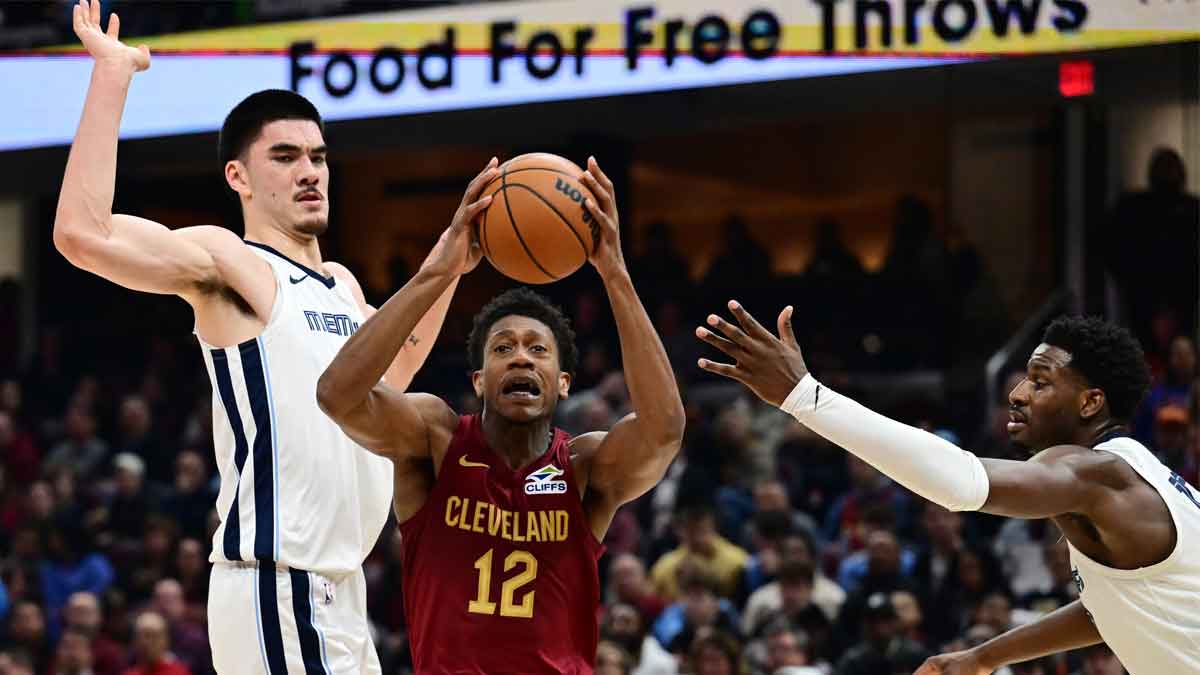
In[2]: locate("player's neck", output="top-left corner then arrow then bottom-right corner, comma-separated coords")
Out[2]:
244,221 -> 324,272
480,410 -> 554,471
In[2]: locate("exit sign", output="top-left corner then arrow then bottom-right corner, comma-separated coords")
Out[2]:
1060,60 -> 1095,97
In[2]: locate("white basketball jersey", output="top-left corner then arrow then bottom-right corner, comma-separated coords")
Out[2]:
1066,436 -> 1200,674
199,243 -> 394,575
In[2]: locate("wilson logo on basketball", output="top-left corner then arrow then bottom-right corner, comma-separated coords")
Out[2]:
554,178 -> 594,225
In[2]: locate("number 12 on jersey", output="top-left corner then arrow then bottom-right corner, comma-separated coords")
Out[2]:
468,549 -> 538,618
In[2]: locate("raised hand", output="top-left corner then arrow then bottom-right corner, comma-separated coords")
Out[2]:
914,649 -> 994,675
424,158 -> 497,277
73,0 -> 150,73
695,301 -> 809,407
579,157 -> 625,279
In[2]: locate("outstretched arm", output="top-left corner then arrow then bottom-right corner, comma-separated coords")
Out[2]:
577,159 -> 685,527
916,600 -> 1102,674
316,160 -> 497,455
54,1 -> 264,301
694,303 -> 1107,519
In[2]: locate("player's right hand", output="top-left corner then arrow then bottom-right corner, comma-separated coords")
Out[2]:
914,649 -> 994,675
73,0 -> 150,73
424,158 -> 498,277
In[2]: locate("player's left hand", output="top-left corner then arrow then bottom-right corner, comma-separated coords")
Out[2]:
580,157 -> 625,278
696,302 -> 809,407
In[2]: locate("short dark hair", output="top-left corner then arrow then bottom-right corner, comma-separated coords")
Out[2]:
1042,316 -> 1150,423
467,288 -> 578,378
777,559 -> 815,586
218,90 -> 324,166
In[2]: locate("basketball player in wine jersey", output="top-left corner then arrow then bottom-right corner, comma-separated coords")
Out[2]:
694,303 -> 1200,674
54,3 -> 472,672
318,158 -> 686,673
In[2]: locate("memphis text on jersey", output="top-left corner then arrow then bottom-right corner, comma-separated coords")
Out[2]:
444,496 -> 570,544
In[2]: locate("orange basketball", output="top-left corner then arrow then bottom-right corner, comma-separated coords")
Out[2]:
477,153 -> 599,284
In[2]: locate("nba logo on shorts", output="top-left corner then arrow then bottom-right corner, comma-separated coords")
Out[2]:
525,464 -> 568,495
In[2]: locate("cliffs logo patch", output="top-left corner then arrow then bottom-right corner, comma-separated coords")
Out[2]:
525,464 -> 568,495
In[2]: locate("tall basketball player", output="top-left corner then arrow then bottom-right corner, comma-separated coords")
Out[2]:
53,2 -> 481,672
317,158 -> 686,673
694,303 -> 1200,674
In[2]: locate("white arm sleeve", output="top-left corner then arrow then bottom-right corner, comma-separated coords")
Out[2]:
780,374 -> 990,512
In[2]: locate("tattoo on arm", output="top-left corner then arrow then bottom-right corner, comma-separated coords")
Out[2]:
406,334 -> 420,348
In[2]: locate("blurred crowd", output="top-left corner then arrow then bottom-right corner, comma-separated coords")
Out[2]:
0,152 -> 1194,675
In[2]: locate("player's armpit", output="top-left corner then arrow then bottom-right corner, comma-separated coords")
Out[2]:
980,446 -> 1115,519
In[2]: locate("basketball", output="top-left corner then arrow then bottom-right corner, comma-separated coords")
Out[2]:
477,153 -> 599,284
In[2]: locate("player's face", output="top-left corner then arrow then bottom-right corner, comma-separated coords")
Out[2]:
473,315 -> 571,423
232,119 -> 329,236
1007,344 -> 1090,454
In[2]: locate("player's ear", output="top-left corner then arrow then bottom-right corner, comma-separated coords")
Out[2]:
1080,387 -> 1105,421
471,370 -> 484,398
225,159 -> 251,198
558,372 -> 571,399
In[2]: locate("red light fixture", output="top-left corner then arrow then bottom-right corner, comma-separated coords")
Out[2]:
1060,60 -> 1094,98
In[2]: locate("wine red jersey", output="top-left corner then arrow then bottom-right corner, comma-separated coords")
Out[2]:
399,415 -> 605,674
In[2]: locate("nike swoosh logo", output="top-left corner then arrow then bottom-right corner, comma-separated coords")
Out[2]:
289,274 -> 307,285
459,455 -> 489,469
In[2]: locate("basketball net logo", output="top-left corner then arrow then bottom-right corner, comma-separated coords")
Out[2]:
525,464 -> 568,495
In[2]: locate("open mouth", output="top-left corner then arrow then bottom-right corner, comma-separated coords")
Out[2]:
502,376 -> 542,400
1007,409 -> 1028,434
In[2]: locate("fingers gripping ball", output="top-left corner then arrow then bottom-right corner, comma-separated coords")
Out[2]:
477,153 -> 599,284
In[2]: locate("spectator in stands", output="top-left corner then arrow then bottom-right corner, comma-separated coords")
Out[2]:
106,454 -> 155,545
1134,335 -> 1196,446
607,554 -> 667,626
743,529 -> 844,632
43,405 -> 108,482
1019,540 -> 1078,617
629,220 -> 690,316
51,628 -> 95,675
150,580 -> 209,675
1104,147 -> 1199,344
6,601 -> 50,675
0,411 -> 40,485
171,539 -> 208,609
760,620 -> 822,675
745,560 -> 833,664
130,517 -> 179,604
599,603 -> 676,675
595,640 -> 634,675
741,480 -> 820,558
701,215 -> 772,315
835,504 -> 916,595
652,567 -> 741,655
159,452 -> 211,541
0,649 -> 37,675
59,592 -> 123,675
114,396 -> 168,486
889,590 -> 924,646
823,455 -> 911,554
651,503 -> 749,601
834,530 -> 922,650
122,611 -> 191,675
687,631 -> 743,675
834,592 -> 929,675
40,520 -> 115,638
912,501 -> 1005,645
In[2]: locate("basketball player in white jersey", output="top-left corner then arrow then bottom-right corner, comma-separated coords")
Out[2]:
694,306 -> 1200,674
53,2 -> 495,672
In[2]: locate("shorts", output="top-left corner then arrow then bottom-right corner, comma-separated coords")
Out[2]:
208,561 -> 382,675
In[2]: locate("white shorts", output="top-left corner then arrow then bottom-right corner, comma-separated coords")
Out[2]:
208,562 -> 382,675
